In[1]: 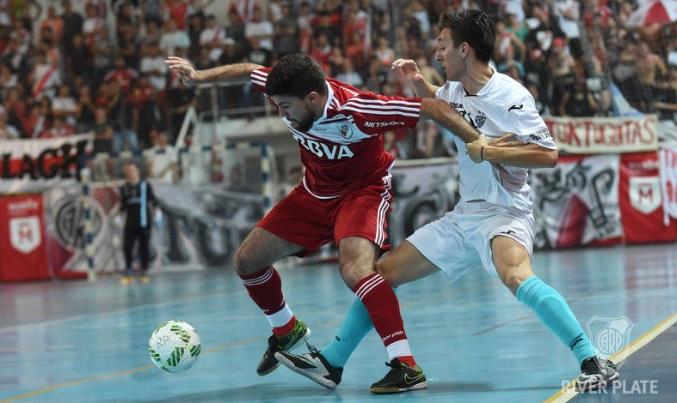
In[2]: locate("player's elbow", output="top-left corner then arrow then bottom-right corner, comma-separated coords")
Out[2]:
542,149 -> 558,168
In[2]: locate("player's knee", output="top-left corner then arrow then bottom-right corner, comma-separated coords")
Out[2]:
375,260 -> 403,287
233,246 -> 258,276
501,269 -> 530,294
339,261 -> 371,289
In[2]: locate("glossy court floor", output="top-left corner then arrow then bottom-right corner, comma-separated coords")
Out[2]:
1,243 -> 676,403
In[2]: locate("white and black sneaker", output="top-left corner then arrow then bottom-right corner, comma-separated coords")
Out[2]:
576,356 -> 619,391
275,345 -> 343,389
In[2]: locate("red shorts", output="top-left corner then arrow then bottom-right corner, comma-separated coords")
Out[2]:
257,177 -> 393,256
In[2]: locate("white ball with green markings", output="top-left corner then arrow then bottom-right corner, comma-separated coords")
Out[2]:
148,320 -> 201,373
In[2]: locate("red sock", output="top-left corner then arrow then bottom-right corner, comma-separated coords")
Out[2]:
399,355 -> 417,367
240,267 -> 295,334
353,273 -> 411,354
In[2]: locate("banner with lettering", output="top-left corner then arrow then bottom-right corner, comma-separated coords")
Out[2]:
0,194 -> 50,281
620,152 -> 677,244
659,146 -> 677,225
531,155 -> 623,249
44,182 -> 266,277
545,115 -> 658,154
0,134 -> 92,194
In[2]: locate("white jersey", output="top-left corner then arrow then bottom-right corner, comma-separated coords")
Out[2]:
436,69 -> 556,212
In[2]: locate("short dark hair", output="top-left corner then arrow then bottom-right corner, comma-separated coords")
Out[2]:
439,10 -> 495,63
265,54 -> 327,98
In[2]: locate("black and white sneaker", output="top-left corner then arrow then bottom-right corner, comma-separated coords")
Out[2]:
275,345 -> 343,389
576,356 -> 619,391
369,358 -> 427,394
256,319 -> 310,376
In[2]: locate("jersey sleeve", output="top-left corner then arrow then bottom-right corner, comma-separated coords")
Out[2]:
341,92 -> 422,135
250,67 -> 272,94
507,94 -> 557,150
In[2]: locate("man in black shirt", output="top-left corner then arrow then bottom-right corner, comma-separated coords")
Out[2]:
119,162 -> 157,284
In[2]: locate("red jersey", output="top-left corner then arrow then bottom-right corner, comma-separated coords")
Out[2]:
251,67 -> 421,198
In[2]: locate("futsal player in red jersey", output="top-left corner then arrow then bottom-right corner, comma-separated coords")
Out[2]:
166,53 -> 480,392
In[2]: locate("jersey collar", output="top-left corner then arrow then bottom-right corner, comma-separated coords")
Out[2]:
320,81 -> 335,120
473,65 -> 497,97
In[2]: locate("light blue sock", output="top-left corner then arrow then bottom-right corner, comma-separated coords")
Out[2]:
322,298 -> 373,368
516,276 -> 596,365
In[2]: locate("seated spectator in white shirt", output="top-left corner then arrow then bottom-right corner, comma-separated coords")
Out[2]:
147,130 -> 178,183
140,42 -> 168,91
52,84 -> 79,126
200,14 -> 227,62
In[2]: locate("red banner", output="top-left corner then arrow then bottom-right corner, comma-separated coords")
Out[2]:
544,115 -> 659,154
0,194 -> 50,281
620,152 -> 677,243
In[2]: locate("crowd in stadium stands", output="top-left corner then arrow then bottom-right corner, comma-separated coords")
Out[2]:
0,0 -> 674,162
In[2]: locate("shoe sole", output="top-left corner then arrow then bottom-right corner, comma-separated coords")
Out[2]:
257,328 -> 311,376
369,381 -> 428,394
274,351 -> 337,389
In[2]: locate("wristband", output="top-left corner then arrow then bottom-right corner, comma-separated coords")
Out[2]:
480,146 -> 485,162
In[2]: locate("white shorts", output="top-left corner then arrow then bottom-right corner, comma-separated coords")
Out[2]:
406,201 -> 534,283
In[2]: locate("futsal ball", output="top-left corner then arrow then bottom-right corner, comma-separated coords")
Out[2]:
148,320 -> 201,373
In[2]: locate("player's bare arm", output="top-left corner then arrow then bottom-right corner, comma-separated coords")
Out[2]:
420,98 -> 479,144
165,56 -> 264,85
466,134 -> 558,168
391,59 -> 440,98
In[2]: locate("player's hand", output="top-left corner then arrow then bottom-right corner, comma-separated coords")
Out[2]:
466,135 -> 489,163
165,56 -> 200,86
391,58 -> 424,83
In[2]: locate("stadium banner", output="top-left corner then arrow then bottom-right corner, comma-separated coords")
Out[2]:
531,154 -> 623,249
389,158 -> 458,246
620,152 -> 677,244
0,194 -> 50,281
43,182 -> 265,276
544,115 -> 659,154
660,146 -> 677,225
0,134 -> 92,194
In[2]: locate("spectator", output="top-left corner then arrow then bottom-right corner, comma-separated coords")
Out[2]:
60,0 -> 83,55
91,105 -> 114,154
200,14 -> 227,62
40,5 -> 63,44
547,37 -> 577,114
245,6 -> 274,65
76,85 -> 96,131
147,130 -> 178,183
634,41 -> 668,110
67,33 -> 93,80
140,42 -> 168,91
40,115 -> 76,138
30,51 -> 61,99
274,2 -> 299,57
91,27 -> 114,85
128,74 -> 160,147
336,59 -> 363,88
52,84 -> 78,125
374,35 -> 396,67
104,56 -> 138,93
560,79 -> 598,116
160,18 -> 190,56
0,63 -> 17,93
83,2 -> 105,45
0,107 -> 19,139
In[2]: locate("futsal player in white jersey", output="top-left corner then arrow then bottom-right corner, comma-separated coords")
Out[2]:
276,9 -> 619,393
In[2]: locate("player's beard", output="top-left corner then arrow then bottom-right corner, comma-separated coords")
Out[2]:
293,110 -> 316,132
